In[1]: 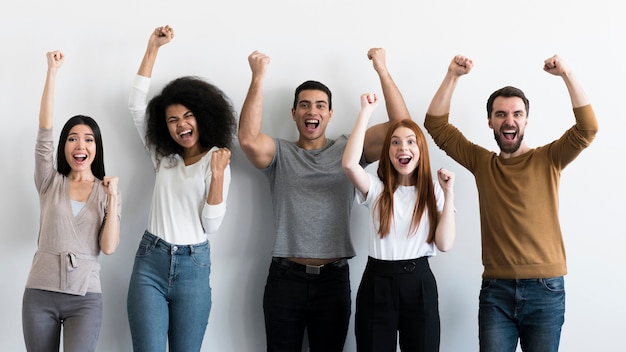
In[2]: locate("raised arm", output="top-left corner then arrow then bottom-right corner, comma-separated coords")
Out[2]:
206,148 -> 231,205
39,51 -> 64,129
129,26 -> 175,150
426,55 -> 473,117
137,25 -> 175,78
238,50 -> 276,169
99,176 -> 120,255
363,48 -> 410,162
201,147 -> 232,234
543,55 -> 589,108
433,168 -> 456,252
342,93 -> 379,195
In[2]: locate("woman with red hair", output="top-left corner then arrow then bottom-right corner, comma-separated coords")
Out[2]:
342,93 -> 456,352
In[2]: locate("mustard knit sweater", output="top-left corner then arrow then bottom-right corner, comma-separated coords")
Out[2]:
425,105 -> 598,279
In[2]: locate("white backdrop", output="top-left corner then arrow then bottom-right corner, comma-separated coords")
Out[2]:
2,1 -> 624,351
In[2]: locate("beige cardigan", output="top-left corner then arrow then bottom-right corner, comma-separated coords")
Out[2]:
25,128 -> 120,296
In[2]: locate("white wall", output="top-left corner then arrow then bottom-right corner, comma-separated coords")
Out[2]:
2,0 -> 624,351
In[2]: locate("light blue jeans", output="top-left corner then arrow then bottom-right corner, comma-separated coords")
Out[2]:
479,277 -> 565,352
127,231 -> 211,352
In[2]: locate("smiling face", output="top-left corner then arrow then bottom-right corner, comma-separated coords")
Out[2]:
291,89 -> 333,149
64,124 -> 96,173
488,96 -> 529,157
165,104 -> 201,153
389,126 -> 421,185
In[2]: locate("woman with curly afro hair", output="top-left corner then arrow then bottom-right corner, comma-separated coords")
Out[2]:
126,25 -> 236,352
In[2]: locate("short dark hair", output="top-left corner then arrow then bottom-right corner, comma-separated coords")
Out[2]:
293,80 -> 332,110
146,76 -> 237,162
57,115 -> 105,179
486,86 -> 530,118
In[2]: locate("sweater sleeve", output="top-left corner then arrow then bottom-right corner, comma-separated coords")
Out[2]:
424,113 -> 487,173
571,104 -> 598,144
34,128 -> 57,194
128,75 -> 158,167
547,104 -> 598,169
201,163 -> 231,234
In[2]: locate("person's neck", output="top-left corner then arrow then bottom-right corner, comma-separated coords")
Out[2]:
397,173 -> 416,186
297,135 -> 327,150
68,171 -> 95,183
182,145 -> 207,165
499,143 -> 530,159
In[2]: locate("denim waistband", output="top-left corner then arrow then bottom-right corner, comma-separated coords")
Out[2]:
272,257 -> 348,275
365,256 -> 429,274
142,231 -> 208,255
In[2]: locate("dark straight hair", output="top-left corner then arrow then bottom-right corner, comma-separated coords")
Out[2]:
56,115 -> 105,179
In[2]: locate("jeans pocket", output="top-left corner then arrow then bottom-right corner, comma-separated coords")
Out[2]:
135,240 -> 154,257
540,276 -> 565,292
190,247 -> 211,268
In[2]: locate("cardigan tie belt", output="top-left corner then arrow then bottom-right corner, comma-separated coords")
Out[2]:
39,249 -> 98,292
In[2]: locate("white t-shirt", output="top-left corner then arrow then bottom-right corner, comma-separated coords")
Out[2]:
129,75 -> 230,245
357,173 -> 444,260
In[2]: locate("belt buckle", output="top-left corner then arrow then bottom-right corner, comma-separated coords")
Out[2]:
306,264 -> 322,275
403,262 -> 416,272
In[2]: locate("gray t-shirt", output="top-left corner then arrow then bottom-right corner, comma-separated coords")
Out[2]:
262,135 -> 366,259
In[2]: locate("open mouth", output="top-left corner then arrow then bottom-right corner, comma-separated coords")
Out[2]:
502,130 -> 517,141
73,153 -> 88,162
305,119 -> 320,129
398,156 -> 412,165
500,124 -> 519,141
178,129 -> 193,141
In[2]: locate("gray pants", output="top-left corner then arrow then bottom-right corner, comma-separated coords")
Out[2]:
22,288 -> 103,352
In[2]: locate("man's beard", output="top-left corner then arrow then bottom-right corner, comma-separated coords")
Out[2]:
494,131 -> 524,154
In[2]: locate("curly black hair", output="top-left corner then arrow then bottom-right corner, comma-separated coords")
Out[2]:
145,76 -> 236,162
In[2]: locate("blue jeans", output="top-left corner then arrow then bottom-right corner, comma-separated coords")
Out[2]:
479,277 -> 565,352
127,231 -> 211,352
263,257 -> 351,352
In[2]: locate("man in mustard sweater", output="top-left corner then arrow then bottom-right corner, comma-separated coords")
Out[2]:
424,54 -> 598,352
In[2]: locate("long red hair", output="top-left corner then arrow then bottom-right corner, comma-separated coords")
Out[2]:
374,119 -> 438,242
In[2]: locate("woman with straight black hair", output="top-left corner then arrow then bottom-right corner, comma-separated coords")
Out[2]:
22,50 -> 121,352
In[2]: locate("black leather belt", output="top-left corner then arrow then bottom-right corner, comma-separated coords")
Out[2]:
272,257 -> 348,275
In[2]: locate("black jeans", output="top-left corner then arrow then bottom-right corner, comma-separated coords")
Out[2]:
263,257 -> 351,352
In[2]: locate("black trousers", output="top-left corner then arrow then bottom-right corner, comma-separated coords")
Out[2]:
355,256 -> 440,352
263,257 -> 351,352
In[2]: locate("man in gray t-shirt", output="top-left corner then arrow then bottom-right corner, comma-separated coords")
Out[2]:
239,48 -> 410,351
